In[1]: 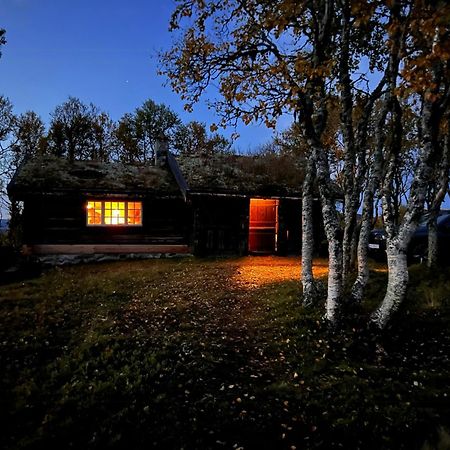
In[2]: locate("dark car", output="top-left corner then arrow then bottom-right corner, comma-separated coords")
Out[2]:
368,211 -> 450,264
368,228 -> 387,260
408,213 -> 450,264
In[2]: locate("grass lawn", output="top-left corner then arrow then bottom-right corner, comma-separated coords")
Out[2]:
1,256 -> 450,449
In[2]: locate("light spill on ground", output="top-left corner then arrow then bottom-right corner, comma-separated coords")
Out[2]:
231,256 -> 331,289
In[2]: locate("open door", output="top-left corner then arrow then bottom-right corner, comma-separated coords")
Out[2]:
248,198 -> 279,253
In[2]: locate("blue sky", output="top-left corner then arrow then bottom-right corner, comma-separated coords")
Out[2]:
0,0 -> 280,152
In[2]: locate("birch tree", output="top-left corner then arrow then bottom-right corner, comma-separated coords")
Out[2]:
350,1 -> 405,303
371,0 -> 450,328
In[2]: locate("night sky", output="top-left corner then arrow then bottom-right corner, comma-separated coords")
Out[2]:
0,0 -> 282,152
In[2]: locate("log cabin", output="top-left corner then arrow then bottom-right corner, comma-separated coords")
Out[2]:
7,143 -> 325,259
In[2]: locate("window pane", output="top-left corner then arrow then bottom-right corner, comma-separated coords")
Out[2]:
87,202 -> 95,224
104,205 -> 112,224
127,202 -> 142,225
87,201 -> 102,224
87,200 -> 142,226
105,202 -> 125,225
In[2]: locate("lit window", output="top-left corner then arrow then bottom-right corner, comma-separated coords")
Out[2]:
87,201 -> 142,226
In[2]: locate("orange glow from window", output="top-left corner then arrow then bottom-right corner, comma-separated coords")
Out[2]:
87,201 -> 102,225
104,202 -> 125,225
86,201 -> 142,226
127,202 -> 142,225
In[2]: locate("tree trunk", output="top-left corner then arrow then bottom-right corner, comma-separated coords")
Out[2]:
349,223 -> 359,271
338,1 -> 357,283
373,85 -> 438,328
351,191 -> 373,303
427,130 -> 449,268
298,90 -> 343,322
312,145 -> 343,323
326,233 -> 343,322
342,200 -> 357,281
301,154 -> 316,306
351,101 -> 388,303
427,217 -> 439,267
299,101 -> 343,323
371,242 -> 408,328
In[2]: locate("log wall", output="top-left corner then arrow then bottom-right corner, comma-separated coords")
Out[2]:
22,195 -> 189,247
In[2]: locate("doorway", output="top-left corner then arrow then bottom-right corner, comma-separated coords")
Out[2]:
248,198 -> 279,253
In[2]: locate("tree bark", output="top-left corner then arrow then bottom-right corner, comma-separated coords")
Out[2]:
299,97 -> 343,323
297,0 -> 340,322
313,145 -> 343,323
351,100 -> 389,302
338,0 -> 357,282
427,130 -> 449,268
371,242 -> 408,328
301,153 -> 317,306
427,217 -> 439,266
349,223 -> 359,272
372,81 -> 439,328
351,195 -> 373,303
326,227 -> 343,322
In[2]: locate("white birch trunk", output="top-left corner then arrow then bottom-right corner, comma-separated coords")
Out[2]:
371,242 -> 409,328
351,193 -> 373,303
372,162 -> 430,328
351,104 -> 388,303
326,235 -> 343,322
372,82 -> 438,328
301,155 -> 316,306
312,145 -> 343,323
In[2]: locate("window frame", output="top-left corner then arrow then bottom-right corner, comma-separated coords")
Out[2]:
86,200 -> 143,227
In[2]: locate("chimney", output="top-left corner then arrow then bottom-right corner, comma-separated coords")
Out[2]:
154,134 -> 169,167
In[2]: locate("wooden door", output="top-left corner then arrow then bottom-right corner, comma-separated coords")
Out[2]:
248,199 -> 278,253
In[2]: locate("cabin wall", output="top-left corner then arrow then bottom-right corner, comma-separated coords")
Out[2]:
191,196 -> 249,256
276,199 -> 324,256
21,193 -> 323,257
276,198 -> 302,255
22,195 -> 189,248
191,196 -> 307,257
